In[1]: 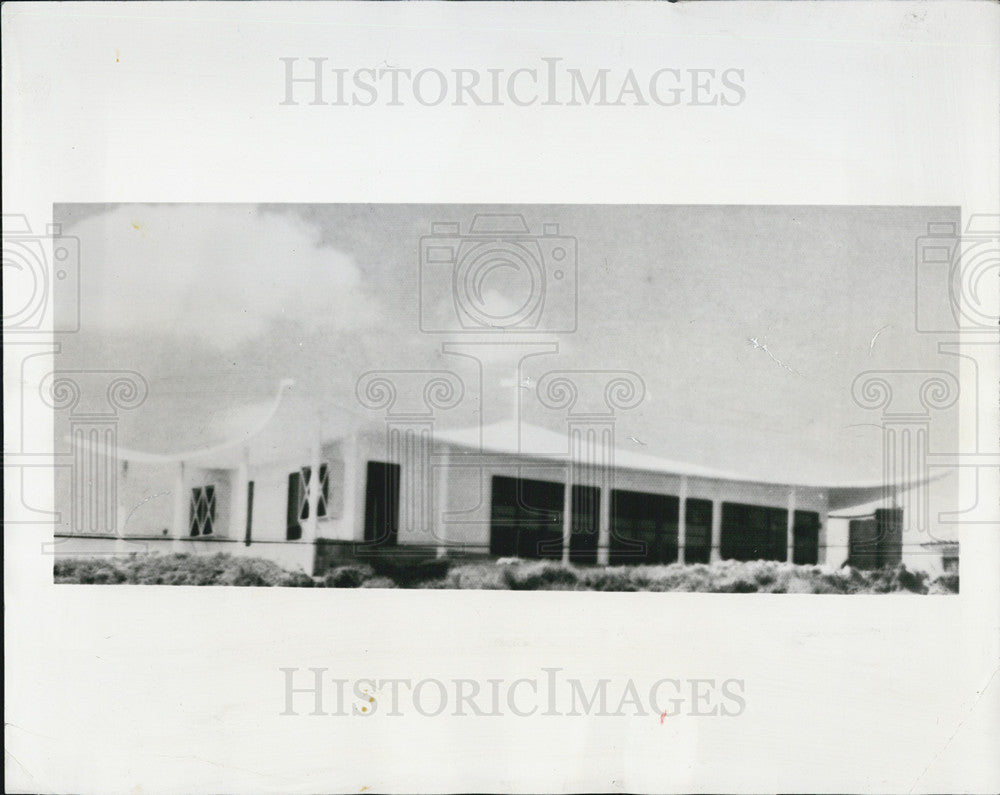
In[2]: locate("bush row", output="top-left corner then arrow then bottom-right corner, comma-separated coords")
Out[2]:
54,553 -> 959,594
53,553 -> 315,587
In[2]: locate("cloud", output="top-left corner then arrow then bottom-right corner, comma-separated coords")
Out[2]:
70,204 -> 381,348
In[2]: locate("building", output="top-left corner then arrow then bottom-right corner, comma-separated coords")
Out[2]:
53,383 -> 956,577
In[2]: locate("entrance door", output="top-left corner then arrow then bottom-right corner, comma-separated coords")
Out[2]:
364,461 -> 401,547
286,471 -> 304,540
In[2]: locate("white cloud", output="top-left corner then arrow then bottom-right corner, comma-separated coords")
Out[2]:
72,205 -> 380,347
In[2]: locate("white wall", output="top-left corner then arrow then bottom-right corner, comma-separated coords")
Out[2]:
115,461 -> 232,540
87,433 -> 869,569
117,460 -> 175,537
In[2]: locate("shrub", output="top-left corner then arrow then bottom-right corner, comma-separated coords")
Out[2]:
54,552 -> 315,587
217,556 -> 312,587
54,552 -> 958,594
55,557 -> 128,584
929,572 -> 959,594
281,570 -> 317,588
579,568 -> 639,592
363,554 -> 451,587
502,561 -> 579,591
445,563 -> 509,589
324,565 -> 373,588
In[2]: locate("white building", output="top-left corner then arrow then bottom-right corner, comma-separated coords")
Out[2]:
54,384 -> 954,577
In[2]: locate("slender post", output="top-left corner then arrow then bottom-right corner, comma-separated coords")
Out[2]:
562,471 -> 572,564
231,447 -> 250,542
436,444 -> 450,558
172,461 -> 187,542
710,498 -> 723,563
597,485 -> 611,565
344,431 -> 360,541
677,476 -> 688,564
786,489 -> 796,563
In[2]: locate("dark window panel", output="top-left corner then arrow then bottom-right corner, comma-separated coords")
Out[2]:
792,510 -> 820,565
609,489 -> 679,566
364,461 -> 401,548
569,484 -> 600,565
489,475 -> 564,560
721,502 -> 787,562
684,498 -> 713,564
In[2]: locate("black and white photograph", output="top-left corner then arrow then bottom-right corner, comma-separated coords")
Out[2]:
47,203 -> 964,594
4,3 -> 998,794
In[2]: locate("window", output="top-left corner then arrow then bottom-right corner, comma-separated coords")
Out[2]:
569,484 -> 600,564
720,502 -> 787,562
684,498 -> 713,564
364,461 -> 401,547
848,508 -> 903,569
189,485 -> 216,537
286,464 -> 329,540
490,476 -> 564,560
792,510 -> 820,565
610,489 -> 679,566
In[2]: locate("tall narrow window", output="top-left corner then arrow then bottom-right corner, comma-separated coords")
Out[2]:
364,461 -> 402,547
684,498 -> 713,564
569,484 -> 600,564
189,485 -> 216,537
792,510 -> 820,565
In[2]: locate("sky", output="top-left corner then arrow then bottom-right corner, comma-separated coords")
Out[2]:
54,203 -> 961,487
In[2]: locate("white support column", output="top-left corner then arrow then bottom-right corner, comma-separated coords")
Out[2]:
116,460 -> 128,538
677,476 -> 688,564
305,436 -> 321,542
343,431 -> 361,541
231,447 -> 250,543
786,488 -> 796,563
562,470 -> 572,564
172,462 -> 187,544
710,498 -> 723,563
597,485 -> 611,565
436,444 -> 450,558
